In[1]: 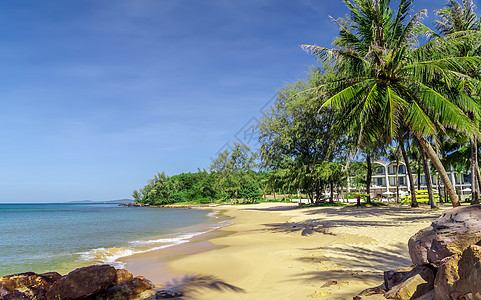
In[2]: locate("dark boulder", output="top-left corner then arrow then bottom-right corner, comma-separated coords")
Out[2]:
155,289 -> 183,298
383,266 -> 415,291
115,269 -> 134,285
95,276 -> 156,300
46,265 -> 116,300
1,290 -> 31,299
408,204 -> 481,266
434,245 -> 481,299
384,265 -> 435,299
0,271 -> 62,300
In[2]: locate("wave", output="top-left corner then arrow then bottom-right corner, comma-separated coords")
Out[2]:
78,220 -> 232,268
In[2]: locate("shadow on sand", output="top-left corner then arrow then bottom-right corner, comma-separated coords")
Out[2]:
299,243 -> 411,271
159,274 -> 245,299
261,221 -> 334,236
288,243 -> 411,298
243,204 -> 299,212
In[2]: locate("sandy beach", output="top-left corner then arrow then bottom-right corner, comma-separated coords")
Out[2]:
120,202 -> 447,299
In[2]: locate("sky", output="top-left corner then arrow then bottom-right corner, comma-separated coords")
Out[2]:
0,0 -> 478,202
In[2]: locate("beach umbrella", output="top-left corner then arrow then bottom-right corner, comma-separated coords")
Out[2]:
462,187 -> 472,192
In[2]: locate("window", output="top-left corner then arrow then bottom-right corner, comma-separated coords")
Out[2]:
399,165 -> 406,174
463,174 -> 472,184
375,166 -> 385,175
388,165 -> 395,175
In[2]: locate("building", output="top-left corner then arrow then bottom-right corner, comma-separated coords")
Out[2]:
350,160 -> 473,200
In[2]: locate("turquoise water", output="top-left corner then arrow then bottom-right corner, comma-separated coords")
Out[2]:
0,203 -> 222,276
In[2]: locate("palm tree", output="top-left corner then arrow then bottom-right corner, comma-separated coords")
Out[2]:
302,0 -> 481,207
419,141 -> 436,208
386,145 -> 402,202
399,132 -> 419,207
435,0 -> 481,205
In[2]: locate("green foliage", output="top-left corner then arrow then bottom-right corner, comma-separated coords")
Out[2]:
238,180 -> 263,202
134,168 -> 266,205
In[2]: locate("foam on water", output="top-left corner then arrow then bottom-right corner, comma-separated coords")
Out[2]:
77,220 -> 232,268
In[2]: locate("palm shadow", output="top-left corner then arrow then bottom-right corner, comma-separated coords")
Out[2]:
261,220 -> 335,236
287,243 -> 411,297
157,274 -> 245,299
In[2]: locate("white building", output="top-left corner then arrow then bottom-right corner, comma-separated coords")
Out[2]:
352,160 -> 473,200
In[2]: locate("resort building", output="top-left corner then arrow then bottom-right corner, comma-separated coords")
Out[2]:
349,160 -> 473,201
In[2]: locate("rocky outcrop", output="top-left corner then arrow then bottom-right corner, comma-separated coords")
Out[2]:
434,245 -> 481,299
0,271 -> 62,300
116,268 -> 134,285
384,265 -> 435,299
380,205 -> 481,300
0,265 -> 161,300
46,265 -> 117,300
120,203 -> 150,207
95,276 -> 156,300
384,266 -> 415,291
408,204 -> 481,266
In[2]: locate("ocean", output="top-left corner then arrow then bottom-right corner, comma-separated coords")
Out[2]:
0,203 -> 224,276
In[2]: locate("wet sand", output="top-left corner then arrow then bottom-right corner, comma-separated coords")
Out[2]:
120,202 -> 447,299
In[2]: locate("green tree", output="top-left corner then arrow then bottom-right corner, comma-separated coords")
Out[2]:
318,162 -> 345,203
435,0 -> 481,204
302,0 -> 481,207
386,145 -> 402,202
210,143 -> 258,200
259,70 -> 347,203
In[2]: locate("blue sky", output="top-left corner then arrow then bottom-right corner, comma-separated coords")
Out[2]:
0,0 -> 476,202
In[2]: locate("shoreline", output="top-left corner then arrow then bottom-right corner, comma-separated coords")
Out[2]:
120,202 -> 448,299
119,220 -> 234,285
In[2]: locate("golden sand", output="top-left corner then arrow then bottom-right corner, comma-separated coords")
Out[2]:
121,202 -> 446,299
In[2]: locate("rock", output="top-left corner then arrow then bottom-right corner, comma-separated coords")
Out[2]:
358,286 -> 385,296
0,271 -> 62,300
384,265 -> 435,299
414,289 -> 435,300
321,280 -> 337,288
155,289 -> 183,298
1,290 -> 31,299
434,245 -> 481,299
95,276 -> 156,300
408,205 -> 481,266
46,265 -> 116,300
384,266 -> 415,291
116,269 -> 134,285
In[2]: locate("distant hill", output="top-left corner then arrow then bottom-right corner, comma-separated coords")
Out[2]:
69,199 -> 134,204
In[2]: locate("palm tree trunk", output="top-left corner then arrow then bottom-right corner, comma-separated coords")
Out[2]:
400,139 -> 418,207
395,161 -> 399,203
416,133 -> 460,207
476,164 -> 481,201
417,157 -> 421,190
366,152 -> 372,204
437,174 -> 444,203
471,137 -> 479,204
420,146 -> 436,208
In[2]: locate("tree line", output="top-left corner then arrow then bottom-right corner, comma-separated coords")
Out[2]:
134,0 -> 481,208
